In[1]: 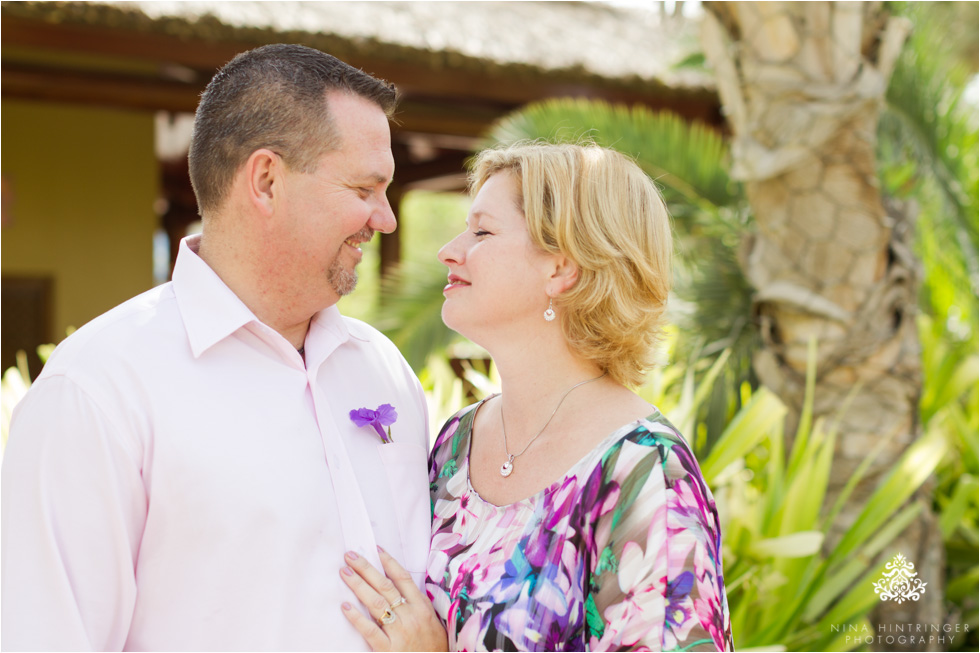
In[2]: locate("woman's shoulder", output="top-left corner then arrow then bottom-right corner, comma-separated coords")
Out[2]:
599,411 -> 706,485
428,397 -> 495,478
431,400 -> 484,450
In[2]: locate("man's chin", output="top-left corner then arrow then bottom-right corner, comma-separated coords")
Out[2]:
328,267 -> 358,297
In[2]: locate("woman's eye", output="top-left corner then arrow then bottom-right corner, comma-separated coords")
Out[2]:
474,230 -> 491,237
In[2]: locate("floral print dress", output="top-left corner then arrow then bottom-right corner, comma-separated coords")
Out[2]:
425,399 -> 734,652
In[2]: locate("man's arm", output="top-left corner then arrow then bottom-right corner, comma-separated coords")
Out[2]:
2,375 -> 146,651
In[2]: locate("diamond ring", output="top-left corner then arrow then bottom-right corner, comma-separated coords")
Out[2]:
378,608 -> 396,626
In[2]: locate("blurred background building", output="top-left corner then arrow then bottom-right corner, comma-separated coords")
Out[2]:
1,0 -> 720,378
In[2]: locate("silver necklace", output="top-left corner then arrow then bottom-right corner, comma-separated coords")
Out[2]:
499,372 -> 606,478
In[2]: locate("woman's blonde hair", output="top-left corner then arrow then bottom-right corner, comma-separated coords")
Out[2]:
470,142 -> 673,387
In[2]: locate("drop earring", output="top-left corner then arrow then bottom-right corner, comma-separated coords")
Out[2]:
543,298 -> 556,322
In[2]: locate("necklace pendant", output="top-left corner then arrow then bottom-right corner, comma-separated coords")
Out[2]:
500,458 -> 515,478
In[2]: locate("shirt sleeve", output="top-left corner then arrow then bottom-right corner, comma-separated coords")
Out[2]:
1,375 -> 147,651
585,434 -> 733,652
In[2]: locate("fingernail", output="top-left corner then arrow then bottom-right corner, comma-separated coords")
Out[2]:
342,566 -> 354,576
342,602 -> 352,611
377,545 -> 386,554
346,550 -> 359,560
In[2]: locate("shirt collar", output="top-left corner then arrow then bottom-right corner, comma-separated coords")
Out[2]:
173,235 -> 257,358
172,235 -> 352,360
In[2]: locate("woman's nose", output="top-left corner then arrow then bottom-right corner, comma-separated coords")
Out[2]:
438,234 -> 464,266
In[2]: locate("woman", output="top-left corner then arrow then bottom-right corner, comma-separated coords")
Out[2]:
340,143 -> 733,651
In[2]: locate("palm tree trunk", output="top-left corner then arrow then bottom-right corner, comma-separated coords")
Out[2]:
700,3 -> 943,649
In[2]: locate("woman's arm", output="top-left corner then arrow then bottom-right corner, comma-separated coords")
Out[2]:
586,433 -> 733,652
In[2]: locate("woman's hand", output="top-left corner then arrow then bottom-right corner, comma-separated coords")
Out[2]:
340,547 -> 449,652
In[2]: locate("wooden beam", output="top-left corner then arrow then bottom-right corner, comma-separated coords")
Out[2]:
1,61 -> 515,137
2,14 -> 720,118
1,16 -> 244,73
2,63 -> 203,113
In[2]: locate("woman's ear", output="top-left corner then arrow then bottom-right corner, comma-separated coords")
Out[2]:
546,255 -> 579,297
245,149 -> 281,217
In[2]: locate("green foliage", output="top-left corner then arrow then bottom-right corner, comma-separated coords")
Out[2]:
877,5 -> 980,648
920,314 -> 980,649
484,98 -> 738,210
688,342 -> 943,650
880,1 -> 980,324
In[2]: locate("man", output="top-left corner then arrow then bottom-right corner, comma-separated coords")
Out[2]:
1,44 -> 431,651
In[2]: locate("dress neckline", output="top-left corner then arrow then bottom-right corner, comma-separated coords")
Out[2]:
462,394 -> 660,509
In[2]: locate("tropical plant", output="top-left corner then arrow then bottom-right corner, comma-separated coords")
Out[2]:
698,1 -> 976,634
879,2 -> 978,337
882,7 -> 980,637
919,315 -> 980,651
869,4 -> 978,645
706,354 -> 948,651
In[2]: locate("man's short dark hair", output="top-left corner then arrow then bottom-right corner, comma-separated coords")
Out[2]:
188,44 -> 397,214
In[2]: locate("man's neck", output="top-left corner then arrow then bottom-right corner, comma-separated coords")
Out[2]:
196,230 -> 317,350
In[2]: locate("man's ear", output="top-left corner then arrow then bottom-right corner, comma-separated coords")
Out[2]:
546,255 -> 579,297
244,149 -> 281,217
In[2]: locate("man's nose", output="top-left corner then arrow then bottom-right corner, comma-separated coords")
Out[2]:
370,194 -> 397,234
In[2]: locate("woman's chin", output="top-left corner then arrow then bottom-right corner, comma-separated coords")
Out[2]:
441,307 -> 461,332
441,305 -> 479,344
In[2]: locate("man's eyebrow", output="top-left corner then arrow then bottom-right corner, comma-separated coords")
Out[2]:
354,173 -> 390,185
367,174 -> 394,190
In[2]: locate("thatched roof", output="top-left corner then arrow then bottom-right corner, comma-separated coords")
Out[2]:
3,1 -> 710,92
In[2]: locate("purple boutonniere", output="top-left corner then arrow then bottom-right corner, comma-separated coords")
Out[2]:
349,403 -> 398,444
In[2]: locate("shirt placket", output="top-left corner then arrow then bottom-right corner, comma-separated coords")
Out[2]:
305,346 -> 384,572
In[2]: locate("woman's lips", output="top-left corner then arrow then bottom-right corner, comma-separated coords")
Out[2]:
444,274 -> 470,293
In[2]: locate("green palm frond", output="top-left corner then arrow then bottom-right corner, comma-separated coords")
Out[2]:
483,97 -> 739,211
884,71 -> 979,240
880,2 -> 980,320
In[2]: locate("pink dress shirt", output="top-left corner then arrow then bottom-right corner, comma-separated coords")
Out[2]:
1,235 -> 431,651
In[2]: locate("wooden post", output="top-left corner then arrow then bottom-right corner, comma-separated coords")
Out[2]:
379,182 -> 405,287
